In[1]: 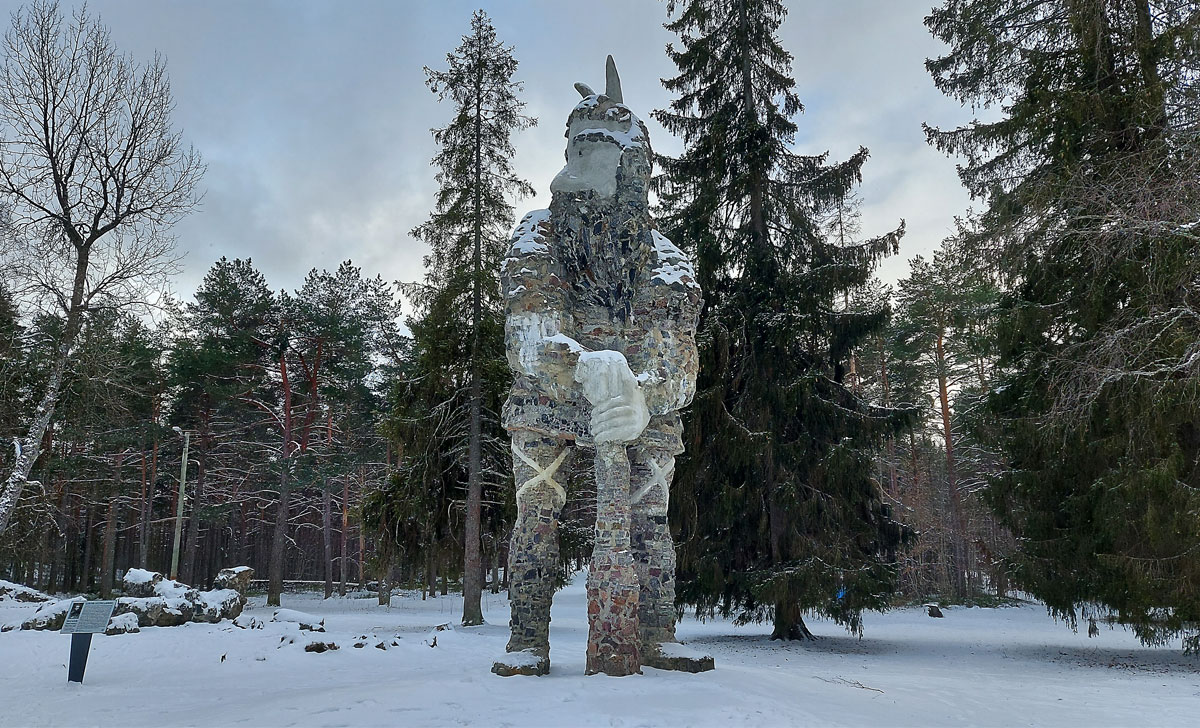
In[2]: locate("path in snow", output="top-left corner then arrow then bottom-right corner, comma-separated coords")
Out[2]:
1,573 -> 1196,727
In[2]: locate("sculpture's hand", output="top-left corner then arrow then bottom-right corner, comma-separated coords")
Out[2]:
575,351 -> 650,444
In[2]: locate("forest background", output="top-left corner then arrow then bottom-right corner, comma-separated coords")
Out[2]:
1,0 -> 1197,651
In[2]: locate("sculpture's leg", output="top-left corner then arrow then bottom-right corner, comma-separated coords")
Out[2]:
492,431 -> 570,677
630,445 -> 714,672
585,441 -> 641,677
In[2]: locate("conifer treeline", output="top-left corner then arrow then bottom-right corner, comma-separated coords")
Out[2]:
0,259 -> 404,601
2,0 -> 1198,652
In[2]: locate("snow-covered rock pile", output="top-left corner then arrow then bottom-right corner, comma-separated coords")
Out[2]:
0,579 -> 51,603
1,568 -> 246,632
2,595 -> 83,631
114,568 -> 243,627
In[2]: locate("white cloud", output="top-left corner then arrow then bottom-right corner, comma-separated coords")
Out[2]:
0,0 -> 986,298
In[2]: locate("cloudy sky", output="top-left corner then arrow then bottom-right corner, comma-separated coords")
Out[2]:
0,0 -> 983,305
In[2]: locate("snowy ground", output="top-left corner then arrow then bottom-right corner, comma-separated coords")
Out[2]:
1,574 -> 1197,727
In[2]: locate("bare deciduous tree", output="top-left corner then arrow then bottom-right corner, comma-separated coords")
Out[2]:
0,0 -> 203,535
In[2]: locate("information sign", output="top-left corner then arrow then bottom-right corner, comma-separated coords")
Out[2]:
60,600 -> 116,635
60,600 -> 116,683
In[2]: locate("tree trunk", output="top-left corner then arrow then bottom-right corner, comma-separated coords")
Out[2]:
138,447 -> 149,569
880,352 -> 898,498
489,543 -> 499,595
935,329 -> 968,598
99,455 -> 124,598
145,424 -> 159,569
770,599 -> 815,641
339,475 -> 350,596
322,480 -> 333,599
182,446 -> 206,585
424,550 -> 434,601
268,351 -> 294,608
358,530 -> 366,587
268,481 -> 289,607
441,553 -> 449,596
0,248 -> 90,536
81,504 -> 96,591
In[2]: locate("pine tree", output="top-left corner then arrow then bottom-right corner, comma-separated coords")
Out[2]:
656,0 -> 910,639
287,262 -> 401,598
926,0 -> 1200,647
407,10 -> 534,626
889,237 -> 1003,599
167,258 -> 276,587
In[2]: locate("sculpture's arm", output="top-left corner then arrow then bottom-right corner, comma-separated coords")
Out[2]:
636,321 -> 699,416
502,210 -> 586,400
637,230 -> 703,417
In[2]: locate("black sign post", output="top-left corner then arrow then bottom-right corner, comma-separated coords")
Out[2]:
60,600 -> 116,684
67,633 -> 93,682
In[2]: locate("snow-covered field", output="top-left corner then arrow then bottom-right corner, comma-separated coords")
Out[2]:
1,574 -> 1197,727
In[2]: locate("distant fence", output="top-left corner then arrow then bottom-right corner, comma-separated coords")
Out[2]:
247,579 -> 373,594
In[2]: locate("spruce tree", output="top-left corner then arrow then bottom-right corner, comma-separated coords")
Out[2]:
656,0 -> 910,639
926,0 -> 1200,647
407,10 -> 534,626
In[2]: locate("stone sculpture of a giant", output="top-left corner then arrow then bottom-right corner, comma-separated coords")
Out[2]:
492,57 -> 713,677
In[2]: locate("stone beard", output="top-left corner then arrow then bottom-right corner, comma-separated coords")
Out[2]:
492,57 -> 713,677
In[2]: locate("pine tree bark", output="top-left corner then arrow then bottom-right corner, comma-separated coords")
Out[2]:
138,447 -> 149,569
182,446 -> 206,585
339,475 -> 350,596
81,504 -> 96,591
935,329 -> 968,598
881,353 -> 899,498
322,480 -> 333,599
99,495 -> 118,598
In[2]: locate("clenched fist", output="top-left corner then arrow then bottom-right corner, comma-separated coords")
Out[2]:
575,351 -> 650,444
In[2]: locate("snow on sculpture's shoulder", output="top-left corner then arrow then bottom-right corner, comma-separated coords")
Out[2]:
508,209 -> 551,257
502,209 -> 552,286
650,230 -> 699,289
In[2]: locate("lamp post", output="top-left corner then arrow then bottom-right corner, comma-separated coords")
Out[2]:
170,427 -> 190,581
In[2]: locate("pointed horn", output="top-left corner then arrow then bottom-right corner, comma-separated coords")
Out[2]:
605,55 -> 623,104
574,82 -> 595,98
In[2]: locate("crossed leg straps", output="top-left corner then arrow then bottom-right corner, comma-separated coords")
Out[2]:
505,432 -> 572,657
629,446 -> 679,649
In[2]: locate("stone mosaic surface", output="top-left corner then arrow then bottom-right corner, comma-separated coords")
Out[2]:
492,57 -> 712,678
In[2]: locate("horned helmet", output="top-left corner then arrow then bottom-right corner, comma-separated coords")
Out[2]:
550,56 -> 652,205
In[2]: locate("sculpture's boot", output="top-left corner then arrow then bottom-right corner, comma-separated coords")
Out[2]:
631,447 -> 715,673
492,433 -> 569,677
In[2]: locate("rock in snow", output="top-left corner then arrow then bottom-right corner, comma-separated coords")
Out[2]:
271,608 -> 325,632
104,612 -> 141,635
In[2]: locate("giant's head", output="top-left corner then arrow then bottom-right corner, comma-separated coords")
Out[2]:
549,56 -> 652,206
